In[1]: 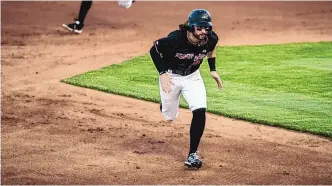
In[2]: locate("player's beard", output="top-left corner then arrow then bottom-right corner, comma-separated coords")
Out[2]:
187,31 -> 207,46
193,32 -> 206,41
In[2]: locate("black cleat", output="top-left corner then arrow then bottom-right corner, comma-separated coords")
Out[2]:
184,152 -> 202,169
62,20 -> 84,34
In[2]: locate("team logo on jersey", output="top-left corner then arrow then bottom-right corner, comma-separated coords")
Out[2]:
175,53 -> 206,63
202,50 -> 207,53
175,53 -> 194,59
192,54 -> 206,65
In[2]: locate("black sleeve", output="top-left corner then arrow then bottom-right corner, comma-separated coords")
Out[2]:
150,44 -> 166,75
149,31 -> 179,74
207,31 -> 219,72
207,31 -> 219,52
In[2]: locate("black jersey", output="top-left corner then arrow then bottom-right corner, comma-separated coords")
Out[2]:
150,29 -> 218,76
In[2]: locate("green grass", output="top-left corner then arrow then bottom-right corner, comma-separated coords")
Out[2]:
62,41 -> 332,138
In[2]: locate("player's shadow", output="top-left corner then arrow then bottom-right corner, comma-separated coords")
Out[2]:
53,29 -> 82,36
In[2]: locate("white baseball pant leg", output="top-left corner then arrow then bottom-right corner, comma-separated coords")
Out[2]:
159,72 -> 182,121
181,70 -> 207,111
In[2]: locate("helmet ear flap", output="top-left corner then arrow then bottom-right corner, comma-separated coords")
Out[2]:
183,21 -> 194,32
208,26 -> 213,35
188,25 -> 195,32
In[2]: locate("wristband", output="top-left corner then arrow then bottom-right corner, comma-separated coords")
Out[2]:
208,57 -> 216,71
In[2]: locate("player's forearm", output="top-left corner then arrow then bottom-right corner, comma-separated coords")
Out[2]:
150,46 -> 167,75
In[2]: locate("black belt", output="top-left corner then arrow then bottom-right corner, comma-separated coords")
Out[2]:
168,68 -> 198,76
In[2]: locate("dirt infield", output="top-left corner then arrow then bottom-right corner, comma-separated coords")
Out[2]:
1,1 -> 332,184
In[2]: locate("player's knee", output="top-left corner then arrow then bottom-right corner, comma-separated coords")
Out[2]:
162,110 -> 178,121
192,108 -> 206,120
164,116 -> 177,121
193,108 -> 206,114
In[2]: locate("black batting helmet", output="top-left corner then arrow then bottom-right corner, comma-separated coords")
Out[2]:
187,9 -> 212,32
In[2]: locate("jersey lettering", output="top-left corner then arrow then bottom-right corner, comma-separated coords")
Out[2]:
175,53 -> 194,60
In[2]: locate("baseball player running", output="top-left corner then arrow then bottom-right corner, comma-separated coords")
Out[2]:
150,9 -> 223,169
62,0 -> 135,34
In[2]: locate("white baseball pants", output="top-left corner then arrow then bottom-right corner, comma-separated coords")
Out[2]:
159,70 -> 207,121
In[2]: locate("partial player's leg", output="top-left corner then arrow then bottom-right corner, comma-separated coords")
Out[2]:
159,73 -> 182,121
181,70 -> 207,169
62,1 -> 93,34
77,0 -> 93,25
184,108 -> 205,169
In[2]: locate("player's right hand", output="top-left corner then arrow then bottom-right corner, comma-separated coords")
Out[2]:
160,73 -> 173,94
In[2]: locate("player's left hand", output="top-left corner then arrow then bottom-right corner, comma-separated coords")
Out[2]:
118,0 -> 134,9
210,71 -> 223,89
